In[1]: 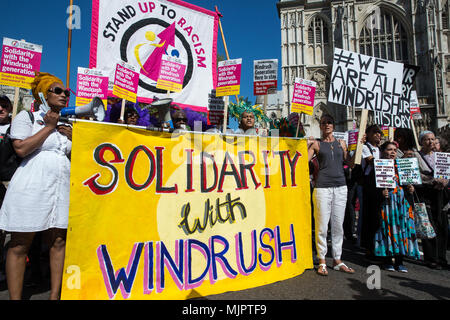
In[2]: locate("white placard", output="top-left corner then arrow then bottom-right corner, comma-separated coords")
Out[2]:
329,48 -> 404,115
396,158 -> 422,185
374,159 -> 396,188
434,152 -> 450,179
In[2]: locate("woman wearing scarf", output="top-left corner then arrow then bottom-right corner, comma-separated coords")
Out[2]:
0,72 -> 71,299
374,141 -> 420,272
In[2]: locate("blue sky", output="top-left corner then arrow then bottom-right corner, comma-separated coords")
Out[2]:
1,0 -> 282,105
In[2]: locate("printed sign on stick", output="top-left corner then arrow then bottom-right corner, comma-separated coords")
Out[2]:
207,89 -> 225,125
113,61 -> 139,103
329,49 -> 403,114
216,59 -> 242,97
374,159 -> 396,188
76,67 -> 109,107
253,59 -> 278,96
396,158 -> 422,185
347,130 -> 359,152
290,78 -> 316,115
0,38 -> 42,89
434,152 -> 450,179
373,64 -> 420,129
410,90 -> 421,120
156,55 -> 187,93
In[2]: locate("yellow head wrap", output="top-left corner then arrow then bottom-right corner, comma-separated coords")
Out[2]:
31,72 -> 64,104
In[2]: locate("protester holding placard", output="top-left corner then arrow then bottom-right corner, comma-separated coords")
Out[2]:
0,72 -> 71,299
104,99 -> 154,127
374,141 -> 420,272
0,95 -> 13,282
414,131 -> 449,269
394,128 -> 417,156
434,136 -> 448,152
308,114 -> 356,276
360,125 -> 383,259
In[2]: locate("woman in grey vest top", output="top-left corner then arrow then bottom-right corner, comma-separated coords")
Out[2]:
308,114 -> 356,276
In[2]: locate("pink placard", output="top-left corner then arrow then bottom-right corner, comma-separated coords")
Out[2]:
348,130 -> 359,151
216,59 -> 242,97
290,78 -> 316,115
114,63 -> 139,93
77,70 -> 108,100
156,56 -> 187,92
0,45 -> 42,77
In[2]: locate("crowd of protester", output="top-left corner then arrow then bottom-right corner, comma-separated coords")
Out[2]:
0,72 -> 448,299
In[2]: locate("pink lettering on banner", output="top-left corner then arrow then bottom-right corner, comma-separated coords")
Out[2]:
0,45 -> 42,77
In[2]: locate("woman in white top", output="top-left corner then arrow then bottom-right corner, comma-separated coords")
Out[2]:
0,72 -> 72,300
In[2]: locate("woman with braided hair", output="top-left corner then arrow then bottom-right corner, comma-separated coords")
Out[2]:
0,72 -> 71,299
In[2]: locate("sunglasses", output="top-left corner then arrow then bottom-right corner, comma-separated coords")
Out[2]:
320,121 -> 333,125
173,117 -> 187,122
48,87 -> 70,97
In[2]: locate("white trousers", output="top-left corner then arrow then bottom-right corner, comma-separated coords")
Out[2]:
313,186 -> 348,261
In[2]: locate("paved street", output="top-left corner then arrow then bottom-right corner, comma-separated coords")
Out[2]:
0,238 -> 449,301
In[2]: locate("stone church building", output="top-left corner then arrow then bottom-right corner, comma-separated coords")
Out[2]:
277,0 -> 450,137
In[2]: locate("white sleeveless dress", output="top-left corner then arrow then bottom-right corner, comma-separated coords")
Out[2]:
0,110 -> 71,232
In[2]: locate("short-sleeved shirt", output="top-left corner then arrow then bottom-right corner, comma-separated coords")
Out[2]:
361,142 -> 380,176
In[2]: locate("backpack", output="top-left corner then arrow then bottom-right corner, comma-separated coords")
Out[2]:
0,111 -> 34,181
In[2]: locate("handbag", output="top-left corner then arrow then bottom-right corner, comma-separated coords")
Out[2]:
412,192 -> 436,239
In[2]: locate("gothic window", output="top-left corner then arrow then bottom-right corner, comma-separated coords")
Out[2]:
359,9 -> 409,63
308,16 -> 329,45
442,0 -> 449,29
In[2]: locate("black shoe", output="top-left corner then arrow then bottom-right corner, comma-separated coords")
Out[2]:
427,262 -> 442,270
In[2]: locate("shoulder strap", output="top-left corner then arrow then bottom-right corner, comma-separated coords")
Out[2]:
27,111 -> 34,124
4,111 -> 34,137
418,151 -> 434,174
365,142 -> 374,156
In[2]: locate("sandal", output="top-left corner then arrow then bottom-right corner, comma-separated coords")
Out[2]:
316,263 -> 328,276
333,262 -> 355,274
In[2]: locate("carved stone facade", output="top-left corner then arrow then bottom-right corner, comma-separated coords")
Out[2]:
277,0 -> 450,138
0,85 -> 33,112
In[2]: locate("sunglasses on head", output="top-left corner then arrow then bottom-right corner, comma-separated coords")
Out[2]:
48,87 -> 70,97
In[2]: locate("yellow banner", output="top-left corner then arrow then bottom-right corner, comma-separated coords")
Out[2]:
61,121 -> 313,300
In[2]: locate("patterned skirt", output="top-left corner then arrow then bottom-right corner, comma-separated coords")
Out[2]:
374,184 -> 421,259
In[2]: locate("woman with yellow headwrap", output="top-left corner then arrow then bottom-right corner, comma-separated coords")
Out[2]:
0,72 -> 72,300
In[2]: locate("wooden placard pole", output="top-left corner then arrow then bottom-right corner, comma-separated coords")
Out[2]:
11,38 -> 26,120
119,99 -> 126,122
223,96 -> 229,134
11,87 -> 20,120
295,117 -> 301,138
388,127 -> 394,142
216,6 -> 239,134
354,109 -> 369,165
66,0 -> 74,88
411,118 -> 420,150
